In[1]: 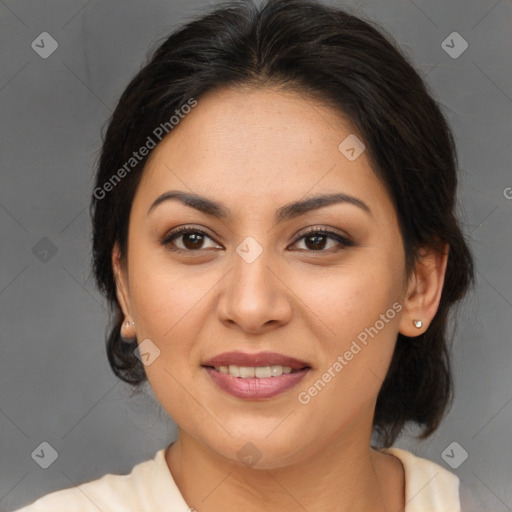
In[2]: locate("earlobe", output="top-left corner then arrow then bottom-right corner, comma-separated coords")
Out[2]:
398,243 -> 449,337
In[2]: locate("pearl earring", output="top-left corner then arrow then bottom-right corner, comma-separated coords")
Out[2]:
120,320 -> 136,342
413,319 -> 423,329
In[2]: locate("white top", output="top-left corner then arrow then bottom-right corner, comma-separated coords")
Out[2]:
12,446 -> 483,511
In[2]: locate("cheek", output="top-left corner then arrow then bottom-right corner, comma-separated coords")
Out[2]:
295,301 -> 400,439
127,245 -> 214,339
124,247 -> 218,395
126,251 -> 215,418
293,253 -> 402,409
296,253 -> 402,345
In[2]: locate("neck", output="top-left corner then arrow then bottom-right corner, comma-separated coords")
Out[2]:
165,413 -> 404,512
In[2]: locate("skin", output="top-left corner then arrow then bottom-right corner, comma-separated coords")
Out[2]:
113,86 -> 449,512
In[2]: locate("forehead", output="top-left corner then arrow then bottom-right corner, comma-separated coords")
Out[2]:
134,86 -> 395,223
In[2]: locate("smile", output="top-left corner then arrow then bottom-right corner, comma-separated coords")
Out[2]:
201,351 -> 312,399
212,364 -> 298,378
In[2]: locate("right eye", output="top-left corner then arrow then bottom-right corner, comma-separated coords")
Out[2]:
161,226 -> 223,253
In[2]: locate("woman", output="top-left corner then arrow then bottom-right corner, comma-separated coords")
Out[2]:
14,0 -> 483,510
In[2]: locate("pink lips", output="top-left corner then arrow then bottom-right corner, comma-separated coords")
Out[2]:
202,351 -> 311,400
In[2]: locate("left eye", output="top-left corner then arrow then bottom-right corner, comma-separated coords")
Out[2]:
161,227 -> 352,253
291,229 -> 352,252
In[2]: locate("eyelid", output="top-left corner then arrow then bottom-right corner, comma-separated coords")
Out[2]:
161,225 -> 220,248
292,225 -> 353,243
161,224 -> 354,253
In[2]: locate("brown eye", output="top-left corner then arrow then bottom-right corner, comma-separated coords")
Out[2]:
161,227 -> 221,252
291,228 -> 353,253
179,232 -> 207,250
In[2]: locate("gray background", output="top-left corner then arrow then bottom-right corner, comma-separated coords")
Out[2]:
1,0 -> 511,510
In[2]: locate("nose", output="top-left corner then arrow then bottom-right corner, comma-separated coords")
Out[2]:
216,243 -> 293,335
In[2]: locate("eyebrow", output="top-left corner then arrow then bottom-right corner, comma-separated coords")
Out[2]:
147,190 -> 372,221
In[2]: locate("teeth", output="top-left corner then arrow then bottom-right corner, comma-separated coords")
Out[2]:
255,366 -> 271,378
239,366 -> 255,378
216,365 -> 294,378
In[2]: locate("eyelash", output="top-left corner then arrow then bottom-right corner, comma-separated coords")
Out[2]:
161,225 -> 354,255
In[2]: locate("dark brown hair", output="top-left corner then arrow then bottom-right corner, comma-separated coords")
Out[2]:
90,0 -> 474,447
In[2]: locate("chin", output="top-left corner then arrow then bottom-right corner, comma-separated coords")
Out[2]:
208,433 -> 310,470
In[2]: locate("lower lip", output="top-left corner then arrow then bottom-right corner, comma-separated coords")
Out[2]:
203,367 -> 310,399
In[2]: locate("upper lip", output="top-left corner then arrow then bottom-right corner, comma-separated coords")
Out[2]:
202,351 -> 311,370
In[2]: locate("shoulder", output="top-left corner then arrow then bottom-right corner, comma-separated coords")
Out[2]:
380,447 -> 460,511
381,448 -> 492,512
10,448 -> 191,512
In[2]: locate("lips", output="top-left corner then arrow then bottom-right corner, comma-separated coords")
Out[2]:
201,351 -> 311,370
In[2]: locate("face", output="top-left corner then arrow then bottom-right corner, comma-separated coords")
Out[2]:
114,86 -> 418,468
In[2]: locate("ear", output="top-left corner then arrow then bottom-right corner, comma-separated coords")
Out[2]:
112,242 -> 132,320
398,242 -> 449,337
